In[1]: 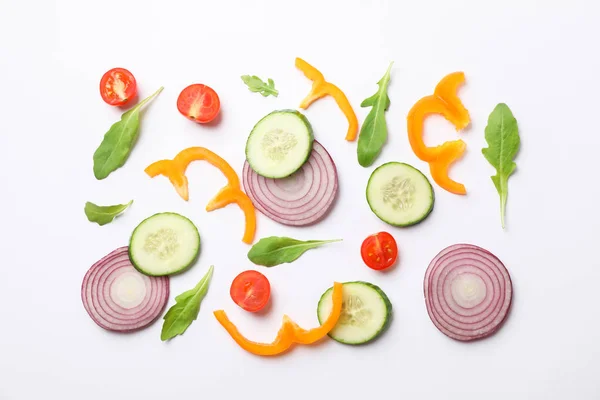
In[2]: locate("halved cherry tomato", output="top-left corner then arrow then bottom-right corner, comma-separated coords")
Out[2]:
99,68 -> 137,106
230,270 -> 271,312
177,84 -> 220,123
360,232 -> 398,270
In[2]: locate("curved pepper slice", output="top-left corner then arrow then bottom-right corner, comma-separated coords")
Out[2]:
295,58 -> 358,141
406,72 -> 471,195
205,186 -> 256,245
213,282 -> 343,355
145,147 -> 256,244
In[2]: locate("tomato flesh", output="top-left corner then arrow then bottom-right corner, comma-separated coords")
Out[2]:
177,84 -> 220,123
99,68 -> 137,106
360,232 -> 398,270
230,270 -> 270,312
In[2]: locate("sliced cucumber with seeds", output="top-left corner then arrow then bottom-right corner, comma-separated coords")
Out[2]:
129,212 -> 200,276
245,109 -> 314,178
366,162 -> 434,227
317,281 -> 392,345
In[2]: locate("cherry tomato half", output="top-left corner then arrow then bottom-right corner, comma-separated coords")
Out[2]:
177,84 -> 220,123
360,232 -> 398,271
230,270 -> 271,312
99,68 -> 137,106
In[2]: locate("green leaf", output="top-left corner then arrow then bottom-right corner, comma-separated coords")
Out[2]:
93,87 -> 164,180
241,75 -> 278,97
482,103 -> 520,229
357,62 -> 393,167
247,236 -> 342,267
84,200 -> 133,226
161,265 -> 214,341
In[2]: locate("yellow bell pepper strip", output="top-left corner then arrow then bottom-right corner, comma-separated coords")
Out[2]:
213,282 -> 343,356
205,186 -> 256,244
144,146 -> 256,244
406,72 -> 471,195
295,57 -> 358,141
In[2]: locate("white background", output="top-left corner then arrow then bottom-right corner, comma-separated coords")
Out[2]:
1,0 -> 599,399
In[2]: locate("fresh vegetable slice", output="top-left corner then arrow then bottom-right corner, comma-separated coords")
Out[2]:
360,232 -> 398,271
99,68 -> 137,106
81,246 -> 169,332
161,265 -> 214,341
93,87 -> 163,180
406,72 -> 470,194
230,270 -> 271,312
84,200 -> 133,226
295,57 -> 358,141
366,162 -> 434,227
214,282 -> 343,356
317,281 -> 392,345
245,110 -> 314,179
177,84 -> 220,123
247,236 -> 342,267
241,75 -> 278,97
482,103 -> 520,229
423,244 -> 513,341
242,140 -> 338,226
357,62 -> 393,167
129,212 -> 200,276
213,311 -> 296,356
145,147 -> 256,244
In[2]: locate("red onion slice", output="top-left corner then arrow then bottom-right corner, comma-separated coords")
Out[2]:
243,140 -> 338,226
81,246 -> 169,333
424,244 -> 513,341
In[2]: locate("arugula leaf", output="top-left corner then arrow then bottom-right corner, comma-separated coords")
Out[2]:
247,236 -> 342,267
241,75 -> 278,97
357,62 -> 393,167
93,87 -> 163,180
482,103 -> 520,229
84,200 -> 133,226
161,265 -> 214,341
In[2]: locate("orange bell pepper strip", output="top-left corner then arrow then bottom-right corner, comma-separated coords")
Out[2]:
205,186 -> 256,244
286,282 -> 343,344
295,57 -> 358,141
145,147 -> 256,244
213,282 -> 343,355
406,72 -> 471,195
213,311 -> 296,356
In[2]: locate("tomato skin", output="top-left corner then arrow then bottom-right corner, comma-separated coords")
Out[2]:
360,232 -> 398,271
177,84 -> 221,123
230,270 -> 271,312
99,68 -> 137,106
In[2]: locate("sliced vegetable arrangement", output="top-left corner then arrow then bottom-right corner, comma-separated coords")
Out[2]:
424,244 -> 513,341
243,139 -> 338,226
145,147 -> 256,244
83,58 -> 521,354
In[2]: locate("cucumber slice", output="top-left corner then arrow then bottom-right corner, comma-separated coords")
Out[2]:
245,109 -> 314,178
129,212 -> 200,276
366,162 -> 434,227
317,281 -> 392,345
